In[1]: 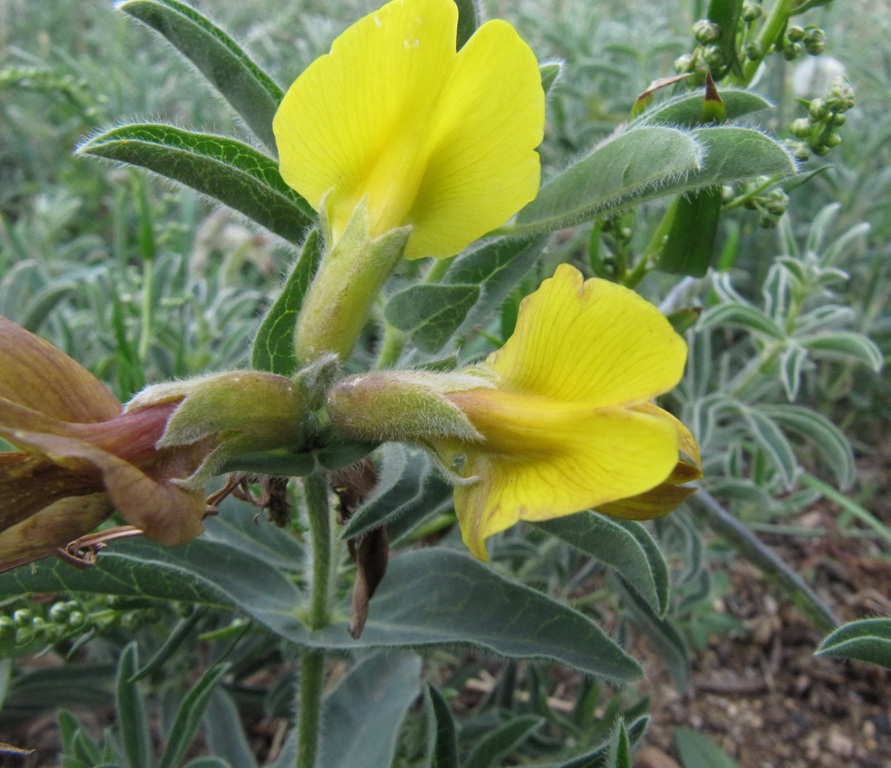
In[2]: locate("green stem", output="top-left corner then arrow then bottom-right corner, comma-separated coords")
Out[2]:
690,487 -> 838,632
296,470 -> 334,768
138,255 -> 154,362
376,322 -> 406,370
734,0 -> 795,85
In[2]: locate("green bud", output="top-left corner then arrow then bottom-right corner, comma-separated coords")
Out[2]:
804,27 -> 826,55
785,140 -> 810,162
791,118 -> 812,138
741,1 -> 762,22
68,611 -> 86,628
765,191 -> 789,216
674,53 -> 693,73
15,626 -> 36,646
49,602 -> 70,623
826,80 -> 855,113
808,98 -> 826,121
786,25 -> 805,43
745,42 -> 764,61
783,42 -> 804,61
824,130 -> 842,148
721,185 -> 734,203
12,608 -> 32,626
703,45 -> 725,68
127,370 -> 308,481
693,19 -> 721,44
830,112 -> 846,126
812,144 -> 830,156
759,211 -> 780,229
328,370 -> 494,444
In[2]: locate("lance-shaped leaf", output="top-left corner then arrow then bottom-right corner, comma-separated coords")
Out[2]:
657,187 -> 723,276
384,236 -> 547,356
77,124 -> 315,244
317,653 -> 422,768
425,685 -> 459,768
513,126 -> 703,234
536,514 -> 670,616
0,537 -> 640,679
118,0 -> 283,151
252,229 -> 323,375
632,88 -> 772,127
513,126 -> 795,237
816,618 -> 891,671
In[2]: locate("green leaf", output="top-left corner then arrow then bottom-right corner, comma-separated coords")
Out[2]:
514,127 -> 702,234
158,662 -> 230,768
445,236 -> 547,342
203,690 -> 258,768
740,405 -> 798,488
454,0 -> 479,49
340,445 -> 440,541
686,126 -> 796,186
816,619 -> 891,671
0,543 -> 639,679
675,727 -> 739,768
633,89 -> 772,127
78,123 -> 314,244
707,0 -> 744,77
182,759 -> 232,768
385,284 -> 480,353
657,187 -> 723,276
540,62 -> 562,93
117,645 -> 151,768
252,229 -> 323,374
698,302 -> 784,339
690,489 -> 838,632
799,331 -> 883,371
536,514 -> 669,616
118,0 -> 283,151
318,653 -> 421,768
610,720 -> 633,768
619,582 -> 690,691
464,715 -> 543,768
426,685 -> 459,768
758,405 -> 855,489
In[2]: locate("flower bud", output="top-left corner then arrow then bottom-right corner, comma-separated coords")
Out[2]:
786,25 -> 805,43
791,118 -> 812,138
826,80 -> 855,113
327,370 -> 491,444
693,20 -> 721,44
128,370 -> 307,479
741,2 -> 762,22
804,27 -> 826,55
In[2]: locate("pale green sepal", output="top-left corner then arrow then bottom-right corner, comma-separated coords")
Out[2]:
294,201 -> 411,363
327,370 -> 492,444
127,371 -> 306,481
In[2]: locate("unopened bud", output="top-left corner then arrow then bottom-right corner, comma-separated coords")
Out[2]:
786,25 -> 805,43
826,80 -> 855,113
804,27 -> 826,55
791,118 -> 812,138
742,2 -> 762,22
693,20 -> 721,44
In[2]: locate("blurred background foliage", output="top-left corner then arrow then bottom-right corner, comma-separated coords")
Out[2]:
0,0 -> 889,765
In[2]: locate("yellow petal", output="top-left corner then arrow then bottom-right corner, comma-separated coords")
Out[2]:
401,18 -> 543,259
487,265 -> 687,407
273,0 -> 543,259
450,396 -> 680,559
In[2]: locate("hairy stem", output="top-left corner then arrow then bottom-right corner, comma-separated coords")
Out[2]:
296,471 -> 334,768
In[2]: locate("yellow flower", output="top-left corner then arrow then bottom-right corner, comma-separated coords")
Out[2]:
327,265 -> 701,560
273,0 -> 544,260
